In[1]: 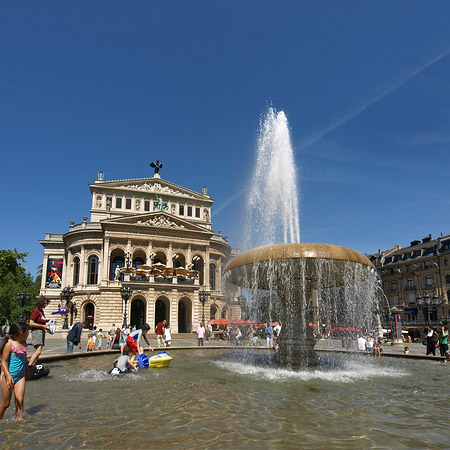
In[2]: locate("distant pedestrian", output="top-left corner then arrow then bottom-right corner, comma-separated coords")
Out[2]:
264,323 -> 273,348
155,320 -> 165,348
374,337 -> 383,357
96,329 -> 104,350
107,323 -> 116,349
425,325 -> 438,356
197,322 -> 206,346
438,325 -> 448,357
86,332 -> 95,352
164,323 -> 172,347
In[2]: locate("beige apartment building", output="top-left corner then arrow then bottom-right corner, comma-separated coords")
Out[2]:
39,166 -> 239,332
370,233 -> 450,333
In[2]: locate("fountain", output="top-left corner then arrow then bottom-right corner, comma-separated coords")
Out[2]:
225,107 -> 378,367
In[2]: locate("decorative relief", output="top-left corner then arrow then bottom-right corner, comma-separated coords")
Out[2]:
123,182 -> 195,198
136,215 -> 185,229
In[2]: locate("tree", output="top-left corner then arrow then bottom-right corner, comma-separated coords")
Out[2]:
0,249 -> 41,324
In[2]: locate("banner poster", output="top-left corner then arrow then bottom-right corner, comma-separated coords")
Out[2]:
46,258 -> 63,288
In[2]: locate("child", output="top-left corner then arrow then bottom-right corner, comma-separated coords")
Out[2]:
112,347 -> 138,374
404,346 -> 410,355
164,323 -> 172,347
0,321 -> 31,421
96,329 -> 104,350
86,332 -> 95,352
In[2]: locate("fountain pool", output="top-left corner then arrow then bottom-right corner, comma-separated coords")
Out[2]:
0,350 -> 448,449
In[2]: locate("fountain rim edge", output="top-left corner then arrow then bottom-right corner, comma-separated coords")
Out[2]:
224,243 -> 374,272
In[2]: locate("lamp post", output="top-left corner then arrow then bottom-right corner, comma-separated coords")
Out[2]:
16,290 -> 30,321
199,289 -> 210,325
416,292 -> 442,325
60,286 -> 75,329
121,285 -> 133,327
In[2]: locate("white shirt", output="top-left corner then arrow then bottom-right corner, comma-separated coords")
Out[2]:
357,336 -> 367,351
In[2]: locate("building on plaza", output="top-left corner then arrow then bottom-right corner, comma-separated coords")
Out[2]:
39,164 -> 239,332
369,233 -> 450,334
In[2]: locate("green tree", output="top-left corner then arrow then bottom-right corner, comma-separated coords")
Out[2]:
0,249 -> 41,324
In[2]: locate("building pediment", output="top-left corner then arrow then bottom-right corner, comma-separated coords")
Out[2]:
102,212 -> 212,234
90,177 -> 212,203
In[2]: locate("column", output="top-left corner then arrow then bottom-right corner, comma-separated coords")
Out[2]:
103,237 -> 110,282
80,245 -> 86,287
204,246 -> 210,289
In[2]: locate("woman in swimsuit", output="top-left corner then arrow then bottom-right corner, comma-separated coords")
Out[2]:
0,321 -> 30,421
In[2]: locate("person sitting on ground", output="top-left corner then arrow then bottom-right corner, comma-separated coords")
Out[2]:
374,337 -> 383,357
113,347 -> 138,374
109,328 -> 122,350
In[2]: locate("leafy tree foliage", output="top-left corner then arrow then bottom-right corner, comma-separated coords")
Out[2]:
0,249 -> 41,324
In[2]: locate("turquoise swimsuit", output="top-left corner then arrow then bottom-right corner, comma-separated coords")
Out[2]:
6,345 -> 28,383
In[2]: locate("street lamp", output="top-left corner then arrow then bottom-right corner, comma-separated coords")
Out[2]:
120,285 -> 133,327
199,289 -> 210,325
16,290 -> 30,320
416,292 -> 442,325
60,286 -> 75,330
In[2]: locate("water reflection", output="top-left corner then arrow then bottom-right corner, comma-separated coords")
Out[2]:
0,350 -> 448,449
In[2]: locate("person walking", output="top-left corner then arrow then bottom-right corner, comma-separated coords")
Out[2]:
164,323 -> 172,347
155,320 -> 165,348
425,325 -> 438,356
197,322 -> 206,346
66,321 -> 86,353
28,297 -> 50,366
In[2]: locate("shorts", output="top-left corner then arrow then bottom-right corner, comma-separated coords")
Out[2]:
126,336 -> 138,352
31,329 -> 45,348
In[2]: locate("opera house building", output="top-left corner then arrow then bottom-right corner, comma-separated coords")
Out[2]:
39,166 -> 237,332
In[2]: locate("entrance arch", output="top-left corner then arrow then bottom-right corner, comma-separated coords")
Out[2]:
84,302 -> 95,329
155,297 -> 169,327
178,297 -> 192,333
130,298 -> 146,329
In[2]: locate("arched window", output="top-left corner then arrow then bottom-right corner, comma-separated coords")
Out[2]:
87,255 -> 99,285
111,256 -> 124,281
446,275 -> 450,285
73,257 -> 80,286
133,257 -> 145,269
209,263 -> 216,290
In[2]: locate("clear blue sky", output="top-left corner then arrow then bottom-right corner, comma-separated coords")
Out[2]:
2,1 -> 450,276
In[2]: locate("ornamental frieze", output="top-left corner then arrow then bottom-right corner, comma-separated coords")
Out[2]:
136,215 -> 185,229
122,182 -> 195,198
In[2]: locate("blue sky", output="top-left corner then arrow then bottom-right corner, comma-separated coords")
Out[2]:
2,1 -> 450,276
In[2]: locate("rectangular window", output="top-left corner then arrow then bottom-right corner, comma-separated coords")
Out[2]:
407,279 -> 415,290
408,294 -> 415,304
126,198 -> 132,209
187,206 -> 193,216
406,265 -> 411,273
391,296 -> 398,305
424,260 -> 431,269
106,197 -> 112,210
195,207 -> 200,218
144,200 -> 150,212
391,281 -> 397,291
426,276 -> 433,286
179,205 -> 184,215
116,197 -> 122,209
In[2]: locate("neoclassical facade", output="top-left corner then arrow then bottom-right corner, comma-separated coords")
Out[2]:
39,168 -> 237,332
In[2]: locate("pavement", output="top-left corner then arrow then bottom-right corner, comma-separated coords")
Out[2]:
29,331 -> 447,363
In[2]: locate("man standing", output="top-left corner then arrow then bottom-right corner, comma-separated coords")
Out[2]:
264,322 -> 273,348
197,322 -> 206,346
155,320 -> 166,348
107,323 -> 116,349
67,321 -> 86,353
29,297 -> 50,366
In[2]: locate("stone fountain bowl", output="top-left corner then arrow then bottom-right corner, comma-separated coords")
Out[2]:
224,243 -> 374,290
